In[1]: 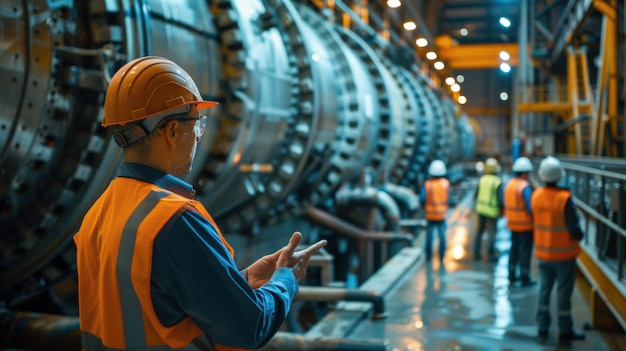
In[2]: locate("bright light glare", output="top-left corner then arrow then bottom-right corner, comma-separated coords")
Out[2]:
426,51 -> 437,60
500,92 -> 509,101
458,95 -> 467,104
387,0 -> 401,8
451,244 -> 465,260
499,17 -> 511,27
460,28 -> 468,36
403,21 -> 416,30
433,61 -> 445,70
445,77 -> 455,85
500,62 -> 511,73
311,53 -> 320,61
451,83 -> 460,92
499,51 -> 510,61
456,74 -> 465,83
415,37 -> 428,47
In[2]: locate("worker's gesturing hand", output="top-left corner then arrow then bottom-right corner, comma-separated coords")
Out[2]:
246,232 -> 327,288
276,232 -> 328,281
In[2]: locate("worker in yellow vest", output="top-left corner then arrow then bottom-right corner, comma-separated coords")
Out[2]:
421,160 -> 450,262
74,56 -> 327,351
473,157 -> 503,261
504,156 -> 535,286
531,156 -> 585,342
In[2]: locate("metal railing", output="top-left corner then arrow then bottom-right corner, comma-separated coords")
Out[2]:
559,157 -> 626,281
556,156 -> 626,329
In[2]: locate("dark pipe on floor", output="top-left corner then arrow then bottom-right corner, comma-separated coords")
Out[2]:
258,331 -> 387,351
295,286 -> 386,319
0,311 -> 387,351
0,310 -> 80,351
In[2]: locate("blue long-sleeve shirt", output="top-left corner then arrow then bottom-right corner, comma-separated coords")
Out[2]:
520,185 -> 533,214
119,163 -> 297,349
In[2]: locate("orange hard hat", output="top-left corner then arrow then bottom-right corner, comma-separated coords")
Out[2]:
102,56 -> 218,127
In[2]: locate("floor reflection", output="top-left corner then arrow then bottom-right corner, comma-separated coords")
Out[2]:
348,189 -> 625,351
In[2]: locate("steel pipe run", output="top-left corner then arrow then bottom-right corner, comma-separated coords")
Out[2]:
259,331 -> 387,351
295,286 -> 386,319
305,207 -> 413,246
0,311 -> 386,351
0,310 -> 80,351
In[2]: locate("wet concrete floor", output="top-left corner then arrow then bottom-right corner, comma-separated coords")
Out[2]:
348,187 -> 626,351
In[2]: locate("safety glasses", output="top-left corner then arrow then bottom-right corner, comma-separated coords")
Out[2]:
170,116 -> 207,138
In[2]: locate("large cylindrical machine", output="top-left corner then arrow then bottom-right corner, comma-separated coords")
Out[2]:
0,0 -> 475,312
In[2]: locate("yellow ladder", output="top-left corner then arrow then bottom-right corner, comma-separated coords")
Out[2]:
566,46 -> 595,155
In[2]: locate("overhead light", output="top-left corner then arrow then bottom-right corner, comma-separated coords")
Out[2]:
403,21 -> 417,30
434,61 -> 445,70
415,37 -> 428,47
445,77 -> 455,85
451,83 -> 460,92
499,51 -> 510,61
426,51 -> 437,60
499,17 -> 511,28
499,62 -> 511,73
456,74 -> 465,83
459,28 -> 469,36
387,0 -> 401,8
458,96 -> 467,104
500,92 -> 509,101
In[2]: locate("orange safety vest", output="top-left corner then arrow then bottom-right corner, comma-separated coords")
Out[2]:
531,187 -> 581,262
424,178 -> 450,221
74,177 -> 246,351
504,177 -> 533,232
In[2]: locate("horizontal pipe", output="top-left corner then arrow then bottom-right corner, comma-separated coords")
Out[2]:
0,311 -> 386,351
0,310 -> 80,351
305,206 -> 413,246
295,286 -> 386,319
259,331 -> 387,351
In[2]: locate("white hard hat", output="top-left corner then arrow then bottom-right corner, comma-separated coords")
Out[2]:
484,157 -> 499,173
428,160 -> 447,177
512,157 -> 533,173
538,156 -> 563,183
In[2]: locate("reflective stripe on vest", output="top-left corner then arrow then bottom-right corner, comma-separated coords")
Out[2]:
531,187 -> 580,261
504,178 -> 533,232
424,178 -> 450,221
475,174 -> 501,218
75,178 -> 246,351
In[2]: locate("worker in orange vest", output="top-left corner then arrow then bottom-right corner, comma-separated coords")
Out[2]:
421,160 -> 450,262
504,157 -> 535,286
531,156 -> 585,342
74,56 -> 327,351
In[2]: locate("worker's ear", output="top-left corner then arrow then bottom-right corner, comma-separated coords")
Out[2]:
162,120 -> 177,147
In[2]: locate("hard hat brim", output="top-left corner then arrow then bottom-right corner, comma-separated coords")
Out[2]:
197,100 -> 220,110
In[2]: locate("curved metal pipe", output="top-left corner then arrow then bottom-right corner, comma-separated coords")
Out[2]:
305,207 -> 413,246
379,182 -> 420,216
259,331 -> 387,351
335,185 -> 401,231
295,286 -> 386,319
0,310 -> 80,351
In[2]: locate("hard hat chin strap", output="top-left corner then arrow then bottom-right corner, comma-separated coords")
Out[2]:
111,105 -> 191,148
112,124 -> 150,148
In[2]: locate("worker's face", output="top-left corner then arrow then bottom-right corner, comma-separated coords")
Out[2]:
171,105 -> 205,177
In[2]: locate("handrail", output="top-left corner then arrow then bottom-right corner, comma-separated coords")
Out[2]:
553,157 -> 626,331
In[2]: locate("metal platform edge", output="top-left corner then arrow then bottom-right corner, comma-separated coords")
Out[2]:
305,245 -> 424,339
